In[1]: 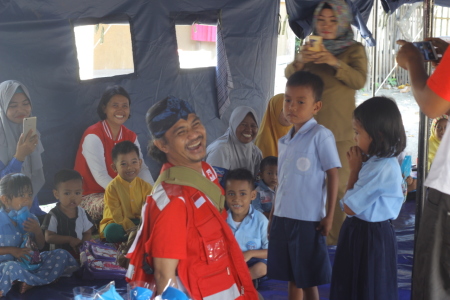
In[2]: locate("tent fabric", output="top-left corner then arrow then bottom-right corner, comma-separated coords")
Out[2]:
286,0 -> 376,46
381,0 -> 450,14
0,0 -> 279,204
286,0 -> 450,47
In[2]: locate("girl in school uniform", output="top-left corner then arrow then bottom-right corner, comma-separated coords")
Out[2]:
330,97 -> 406,300
0,173 -> 78,296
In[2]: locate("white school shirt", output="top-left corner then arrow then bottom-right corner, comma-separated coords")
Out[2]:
274,118 -> 341,221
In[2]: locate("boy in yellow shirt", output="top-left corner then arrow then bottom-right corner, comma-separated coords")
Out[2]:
100,141 -> 152,242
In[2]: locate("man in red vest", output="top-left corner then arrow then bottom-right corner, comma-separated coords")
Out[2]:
126,96 -> 258,300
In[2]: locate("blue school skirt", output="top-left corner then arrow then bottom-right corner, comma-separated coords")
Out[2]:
330,217 -> 398,300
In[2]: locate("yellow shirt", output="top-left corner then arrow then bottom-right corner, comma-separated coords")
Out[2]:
99,175 -> 152,235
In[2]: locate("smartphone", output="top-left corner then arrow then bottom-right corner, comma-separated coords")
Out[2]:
23,117 -> 36,136
306,35 -> 323,52
413,41 -> 438,61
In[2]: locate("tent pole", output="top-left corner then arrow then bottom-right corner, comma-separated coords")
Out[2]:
411,0 -> 433,298
371,1 -> 379,97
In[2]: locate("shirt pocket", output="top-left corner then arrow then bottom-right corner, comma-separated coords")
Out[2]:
196,215 -> 227,264
292,152 -> 316,176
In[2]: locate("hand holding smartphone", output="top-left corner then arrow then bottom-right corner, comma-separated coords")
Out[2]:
413,41 -> 438,61
23,117 -> 36,136
306,35 -> 323,52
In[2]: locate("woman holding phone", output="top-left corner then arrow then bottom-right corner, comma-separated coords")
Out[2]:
285,0 -> 368,245
0,80 -> 45,216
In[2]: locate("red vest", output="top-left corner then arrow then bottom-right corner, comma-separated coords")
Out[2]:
127,162 -> 258,300
74,121 -> 137,195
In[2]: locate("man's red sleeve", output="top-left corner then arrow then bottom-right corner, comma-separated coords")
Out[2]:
428,50 -> 450,102
150,197 -> 187,260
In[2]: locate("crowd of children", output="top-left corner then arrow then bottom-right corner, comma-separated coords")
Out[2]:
0,69 -> 413,299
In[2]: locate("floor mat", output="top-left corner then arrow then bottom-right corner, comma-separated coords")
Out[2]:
259,200 -> 416,300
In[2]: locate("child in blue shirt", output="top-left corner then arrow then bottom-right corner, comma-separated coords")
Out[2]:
268,71 -> 341,300
0,173 -> 78,296
330,97 -> 406,300
253,156 -> 278,218
225,168 -> 269,283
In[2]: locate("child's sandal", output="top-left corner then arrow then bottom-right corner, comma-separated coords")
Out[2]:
19,282 -> 33,294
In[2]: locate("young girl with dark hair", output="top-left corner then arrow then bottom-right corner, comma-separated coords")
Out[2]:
0,173 -> 78,296
330,97 -> 406,300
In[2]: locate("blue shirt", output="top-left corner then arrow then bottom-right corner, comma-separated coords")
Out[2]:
0,209 -> 38,263
275,118 -> 341,221
253,179 -> 275,214
226,205 -> 269,252
0,157 -> 22,178
342,156 -> 403,222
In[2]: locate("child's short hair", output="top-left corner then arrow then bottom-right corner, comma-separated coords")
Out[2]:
225,168 -> 255,190
54,169 -> 83,189
260,156 -> 278,172
353,97 -> 406,157
286,70 -> 324,102
0,173 -> 33,203
112,140 -> 140,163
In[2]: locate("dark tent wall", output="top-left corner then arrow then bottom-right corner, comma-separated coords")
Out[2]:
0,0 -> 279,203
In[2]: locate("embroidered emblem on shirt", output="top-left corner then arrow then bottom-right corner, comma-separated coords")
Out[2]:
296,157 -> 311,172
259,191 -> 271,204
246,241 -> 257,250
205,168 -> 217,181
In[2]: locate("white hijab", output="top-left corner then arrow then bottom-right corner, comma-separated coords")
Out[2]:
206,106 -> 262,176
0,80 -> 45,199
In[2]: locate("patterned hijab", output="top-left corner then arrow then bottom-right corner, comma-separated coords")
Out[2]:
312,0 -> 356,56
254,94 -> 292,158
0,80 -> 45,199
428,114 -> 448,170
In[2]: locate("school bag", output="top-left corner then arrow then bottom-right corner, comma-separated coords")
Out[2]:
79,240 -> 127,280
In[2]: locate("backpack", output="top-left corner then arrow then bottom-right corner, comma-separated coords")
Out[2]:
79,240 -> 127,280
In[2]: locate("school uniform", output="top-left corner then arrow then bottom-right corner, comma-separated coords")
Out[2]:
330,156 -> 403,300
268,118 -> 341,288
253,180 -> 275,214
226,205 -> 269,267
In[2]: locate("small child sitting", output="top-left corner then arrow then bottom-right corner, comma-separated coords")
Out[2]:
253,156 -> 277,218
99,141 -> 152,243
225,168 -> 268,283
0,173 -> 78,296
41,169 -> 93,258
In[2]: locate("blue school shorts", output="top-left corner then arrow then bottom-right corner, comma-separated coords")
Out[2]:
267,216 -> 331,288
247,257 -> 267,268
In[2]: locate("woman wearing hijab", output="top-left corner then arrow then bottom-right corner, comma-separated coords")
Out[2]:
254,94 -> 292,158
205,106 -> 262,185
285,0 -> 368,245
428,115 -> 448,170
0,80 -> 45,216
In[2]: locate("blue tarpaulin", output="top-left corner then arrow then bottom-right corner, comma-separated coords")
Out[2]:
0,0 -> 279,203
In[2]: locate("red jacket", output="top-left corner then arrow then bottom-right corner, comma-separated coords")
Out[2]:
74,121 -> 137,195
127,162 -> 258,300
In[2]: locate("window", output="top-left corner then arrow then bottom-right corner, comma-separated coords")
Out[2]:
74,22 -> 134,80
175,24 -> 218,69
